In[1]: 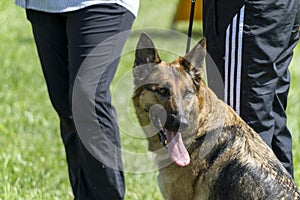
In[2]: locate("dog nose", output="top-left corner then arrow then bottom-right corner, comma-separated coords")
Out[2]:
165,114 -> 189,132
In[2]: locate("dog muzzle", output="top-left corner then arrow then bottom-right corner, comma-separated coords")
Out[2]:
149,105 -> 190,167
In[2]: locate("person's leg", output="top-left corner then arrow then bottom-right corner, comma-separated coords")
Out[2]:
240,0 -> 299,177
65,4 -> 135,199
271,6 -> 300,176
27,5 -> 135,199
203,0 -> 299,176
203,0 -> 245,99
26,9 -> 80,196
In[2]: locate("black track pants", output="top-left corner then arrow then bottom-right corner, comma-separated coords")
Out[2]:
26,4 -> 134,199
203,0 -> 300,177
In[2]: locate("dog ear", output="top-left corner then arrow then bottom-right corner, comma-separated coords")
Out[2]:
180,38 -> 206,88
134,33 -> 161,66
133,33 -> 161,85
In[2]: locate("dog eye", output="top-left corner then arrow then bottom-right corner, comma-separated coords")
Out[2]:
157,88 -> 170,96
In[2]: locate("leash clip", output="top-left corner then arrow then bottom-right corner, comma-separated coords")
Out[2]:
158,130 -> 168,150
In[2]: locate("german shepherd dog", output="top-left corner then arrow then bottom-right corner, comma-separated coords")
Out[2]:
132,33 -> 300,200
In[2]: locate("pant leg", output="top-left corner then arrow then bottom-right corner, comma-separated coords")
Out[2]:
27,4 -> 135,199
65,4 -> 135,200
26,9 -> 80,196
271,6 -> 300,176
203,0 -> 299,176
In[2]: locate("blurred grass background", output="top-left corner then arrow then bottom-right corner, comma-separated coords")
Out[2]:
0,0 -> 299,199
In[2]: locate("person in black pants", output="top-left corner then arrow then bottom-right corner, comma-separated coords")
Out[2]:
203,0 -> 300,177
25,4 -> 136,199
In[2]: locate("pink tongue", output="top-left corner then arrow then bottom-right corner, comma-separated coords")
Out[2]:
166,130 -> 190,167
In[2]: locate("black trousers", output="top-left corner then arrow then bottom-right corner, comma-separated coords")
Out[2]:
203,0 -> 300,177
26,4 -> 134,199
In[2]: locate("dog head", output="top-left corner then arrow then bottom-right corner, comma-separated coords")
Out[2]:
132,33 -> 206,166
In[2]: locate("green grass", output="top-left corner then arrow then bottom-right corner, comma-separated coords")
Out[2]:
0,0 -> 300,199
